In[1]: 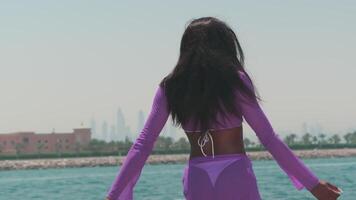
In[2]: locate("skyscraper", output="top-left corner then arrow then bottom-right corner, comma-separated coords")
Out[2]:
116,108 -> 131,141
110,124 -> 116,142
90,117 -> 97,139
102,120 -> 108,142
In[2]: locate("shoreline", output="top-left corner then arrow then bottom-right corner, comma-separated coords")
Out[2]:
1,148 -> 356,171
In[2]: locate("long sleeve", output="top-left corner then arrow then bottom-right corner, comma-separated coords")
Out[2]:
236,71 -> 320,191
106,85 -> 170,200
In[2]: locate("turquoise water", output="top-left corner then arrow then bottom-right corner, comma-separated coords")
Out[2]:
0,156 -> 355,200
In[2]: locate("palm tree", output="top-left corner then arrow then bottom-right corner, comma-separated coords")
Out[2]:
154,136 -> 174,151
284,133 -> 298,146
343,131 -> 356,144
250,141 -> 256,147
171,137 -> 190,150
244,138 -> 252,148
89,139 -> 106,156
312,135 -> 318,145
318,133 -> 327,145
343,133 -> 352,144
124,136 -> 133,149
328,134 -> 341,145
301,133 -> 312,145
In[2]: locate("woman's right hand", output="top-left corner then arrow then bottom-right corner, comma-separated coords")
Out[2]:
310,180 -> 342,200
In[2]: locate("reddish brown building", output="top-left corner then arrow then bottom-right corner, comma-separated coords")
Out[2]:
0,128 -> 91,155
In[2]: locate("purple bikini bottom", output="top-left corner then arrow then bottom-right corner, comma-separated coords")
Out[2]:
182,153 -> 262,200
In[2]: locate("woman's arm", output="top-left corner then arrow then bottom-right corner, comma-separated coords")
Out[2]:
106,85 -> 170,200
236,71 -> 320,191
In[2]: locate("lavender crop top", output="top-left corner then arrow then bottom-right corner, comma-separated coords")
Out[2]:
106,70 -> 320,200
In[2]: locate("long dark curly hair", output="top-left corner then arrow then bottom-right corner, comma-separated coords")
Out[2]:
159,17 -> 260,138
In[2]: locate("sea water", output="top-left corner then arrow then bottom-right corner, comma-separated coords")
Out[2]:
0,156 -> 355,200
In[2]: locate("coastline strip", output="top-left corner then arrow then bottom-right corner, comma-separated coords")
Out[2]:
1,148 -> 356,171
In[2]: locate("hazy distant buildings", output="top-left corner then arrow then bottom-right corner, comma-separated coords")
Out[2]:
102,121 -> 108,142
110,125 -> 116,141
90,117 -> 97,139
116,108 -> 131,141
134,113 -> 180,140
90,108 -> 131,142
90,108 -> 183,142
302,122 -> 324,135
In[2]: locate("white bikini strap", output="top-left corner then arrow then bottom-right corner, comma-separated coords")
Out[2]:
197,130 -> 215,159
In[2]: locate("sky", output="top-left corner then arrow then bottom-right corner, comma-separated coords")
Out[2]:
0,1 -> 355,141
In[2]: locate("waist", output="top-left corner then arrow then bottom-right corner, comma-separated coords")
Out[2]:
188,152 -> 249,164
185,126 -> 246,159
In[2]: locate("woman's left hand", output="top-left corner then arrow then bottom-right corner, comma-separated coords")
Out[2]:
310,180 -> 342,200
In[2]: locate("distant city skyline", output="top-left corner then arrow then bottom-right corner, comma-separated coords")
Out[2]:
89,107 -> 181,142
0,1 -> 355,143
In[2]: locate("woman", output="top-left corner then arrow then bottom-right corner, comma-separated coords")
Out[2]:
106,17 -> 342,200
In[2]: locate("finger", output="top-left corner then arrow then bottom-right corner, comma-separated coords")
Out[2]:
331,188 -> 342,196
326,182 -> 337,188
326,182 -> 340,192
330,189 -> 341,198
328,191 -> 340,200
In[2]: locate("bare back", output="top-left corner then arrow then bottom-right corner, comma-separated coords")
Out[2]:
185,126 -> 246,158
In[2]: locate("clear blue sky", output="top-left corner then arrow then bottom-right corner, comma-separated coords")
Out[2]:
0,1 -> 355,140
